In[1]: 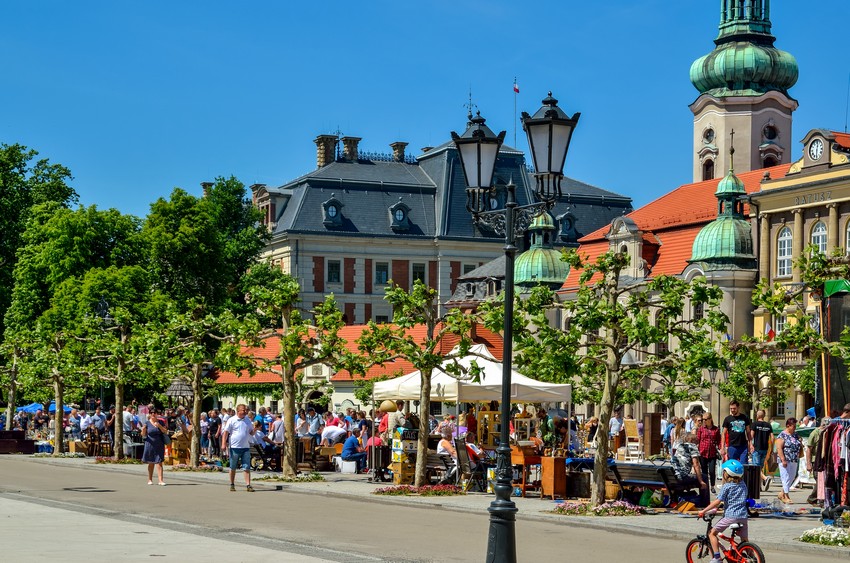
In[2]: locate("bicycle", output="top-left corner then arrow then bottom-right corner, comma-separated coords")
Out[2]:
685,511 -> 766,562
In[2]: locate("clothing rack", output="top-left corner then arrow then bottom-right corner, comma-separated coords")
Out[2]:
825,418 -> 850,425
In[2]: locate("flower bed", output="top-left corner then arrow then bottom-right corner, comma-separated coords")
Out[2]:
255,472 -> 325,483
372,484 -> 465,497
169,464 -> 224,472
94,457 -> 142,464
799,526 -> 850,547
32,452 -> 86,458
552,500 -> 647,517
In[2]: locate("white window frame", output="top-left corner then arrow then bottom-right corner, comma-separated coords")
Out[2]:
811,221 -> 827,254
777,227 -> 792,277
774,314 -> 787,335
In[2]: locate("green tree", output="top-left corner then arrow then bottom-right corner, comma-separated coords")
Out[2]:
357,280 -> 476,487
233,263 -> 358,477
483,250 -> 728,505
142,178 -> 267,465
53,266 -> 169,458
0,144 -> 76,423
4,204 -> 142,454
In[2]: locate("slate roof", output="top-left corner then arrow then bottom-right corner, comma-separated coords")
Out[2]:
559,163 -> 791,291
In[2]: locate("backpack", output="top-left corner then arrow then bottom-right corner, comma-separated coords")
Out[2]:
404,413 -> 421,430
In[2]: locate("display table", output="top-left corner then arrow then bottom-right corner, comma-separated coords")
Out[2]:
511,444 -> 541,497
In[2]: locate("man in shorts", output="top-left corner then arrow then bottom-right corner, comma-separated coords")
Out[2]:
221,404 -> 257,492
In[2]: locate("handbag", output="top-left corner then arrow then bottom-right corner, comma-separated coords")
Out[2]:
163,434 -> 172,446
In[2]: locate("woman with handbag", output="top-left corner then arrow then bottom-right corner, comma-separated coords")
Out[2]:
141,409 -> 168,486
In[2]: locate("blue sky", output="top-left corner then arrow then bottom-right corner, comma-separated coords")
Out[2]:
2,1 -> 848,218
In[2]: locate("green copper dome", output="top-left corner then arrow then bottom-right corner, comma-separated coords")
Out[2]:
515,212 -> 569,290
690,0 -> 798,98
690,146 -> 755,270
690,216 -> 754,265
715,167 -> 746,196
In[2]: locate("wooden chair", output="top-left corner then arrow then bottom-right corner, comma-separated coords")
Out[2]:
454,438 -> 486,492
623,419 -> 642,461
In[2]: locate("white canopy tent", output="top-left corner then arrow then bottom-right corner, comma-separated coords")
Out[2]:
372,344 -> 571,406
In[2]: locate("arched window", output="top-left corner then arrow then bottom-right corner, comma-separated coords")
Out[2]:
763,156 -> 779,168
777,227 -> 792,277
702,159 -> 715,181
811,221 -> 827,254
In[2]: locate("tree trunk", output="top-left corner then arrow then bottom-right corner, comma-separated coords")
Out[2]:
591,367 -> 620,506
5,379 -> 15,431
52,377 -> 64,456
281,367 -> 297,478
414,368 -> 433,487
190,363 -> 203,467
114,382 -> 125,460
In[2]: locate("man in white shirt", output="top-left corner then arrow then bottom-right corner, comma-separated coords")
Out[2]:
221,404 -> 257,492
122,407 -> 136,456
609,410 -> 623,437
80,411 -> 92,432
320,424 -> 347,446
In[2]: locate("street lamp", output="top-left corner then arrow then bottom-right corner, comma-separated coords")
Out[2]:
452,93 -> 578,563
708,368 -> 718,424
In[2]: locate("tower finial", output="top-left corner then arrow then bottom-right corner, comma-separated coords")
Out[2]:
464,87 -> 477,123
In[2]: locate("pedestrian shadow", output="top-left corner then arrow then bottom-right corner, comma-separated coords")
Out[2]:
62,486 -> 115,493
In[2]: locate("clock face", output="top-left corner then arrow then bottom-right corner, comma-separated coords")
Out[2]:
394,209 -> 405,221
327,205 -> 338,218
809,139 -> 824,161
489,197 -> 499,210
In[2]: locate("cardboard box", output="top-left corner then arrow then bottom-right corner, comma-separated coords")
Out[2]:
68,440 -> 87,454
391,439 -> 417,452
391,450 -> 410,463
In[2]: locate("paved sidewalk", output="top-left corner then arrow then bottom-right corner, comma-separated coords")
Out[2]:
19,455 -> 844,558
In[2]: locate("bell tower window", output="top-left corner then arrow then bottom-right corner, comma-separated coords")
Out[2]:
702,159 -> 715,181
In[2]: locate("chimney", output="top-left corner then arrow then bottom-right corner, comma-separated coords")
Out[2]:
341,136 -> 361,162
314,135 -> 338,168
390,141 -> 408,163
200,181 -> 213,197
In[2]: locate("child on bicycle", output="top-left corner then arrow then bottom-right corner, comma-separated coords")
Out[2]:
698,459 -> 748,563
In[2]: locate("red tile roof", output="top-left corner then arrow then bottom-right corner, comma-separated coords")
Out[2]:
834,131 -> 850,149
560,163 -> 792,291
213,323 -> 503,385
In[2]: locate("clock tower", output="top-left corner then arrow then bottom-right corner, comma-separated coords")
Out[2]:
689,0 -> 798,182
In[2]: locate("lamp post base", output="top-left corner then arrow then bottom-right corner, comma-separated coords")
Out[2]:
485,489 -> 518,562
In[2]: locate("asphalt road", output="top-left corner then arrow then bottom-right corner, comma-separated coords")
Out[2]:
0,456 -> 838,562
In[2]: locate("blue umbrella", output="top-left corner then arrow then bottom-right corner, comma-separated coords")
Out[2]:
48,401 -> 71,413
15,403 -> 43,413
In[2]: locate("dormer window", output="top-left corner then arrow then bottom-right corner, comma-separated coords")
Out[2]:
389,198 -> 411,232
322,194 -> 344,228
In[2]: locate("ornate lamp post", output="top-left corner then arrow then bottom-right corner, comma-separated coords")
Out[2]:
452,93 -> 579,563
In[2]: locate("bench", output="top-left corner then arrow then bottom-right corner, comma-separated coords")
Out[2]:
425,452 -> 454,484
607,463 -> 695,503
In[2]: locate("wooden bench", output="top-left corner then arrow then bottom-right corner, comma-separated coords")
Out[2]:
425,452 -> 454,484
607,463 -> 694,503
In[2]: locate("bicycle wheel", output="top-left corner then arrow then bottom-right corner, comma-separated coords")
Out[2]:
736,541 -> 766,563
685,538 -> 712,562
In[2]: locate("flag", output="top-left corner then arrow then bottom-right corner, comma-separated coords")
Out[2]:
513,80 -> 519,94
764,323 -> 775,341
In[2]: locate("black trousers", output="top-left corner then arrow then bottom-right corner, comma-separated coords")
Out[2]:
700,457 -> 718,486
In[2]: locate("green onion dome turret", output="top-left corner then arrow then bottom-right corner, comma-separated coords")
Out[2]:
690,0 -> 797,98
515,212 -> 570,291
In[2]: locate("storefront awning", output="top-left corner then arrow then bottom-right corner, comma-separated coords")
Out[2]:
824,279 -> 850,297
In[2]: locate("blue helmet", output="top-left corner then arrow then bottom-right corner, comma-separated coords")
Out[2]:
722,459 -> 744,477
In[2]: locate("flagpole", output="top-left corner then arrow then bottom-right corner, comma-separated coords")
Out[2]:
513,77 -> 517,148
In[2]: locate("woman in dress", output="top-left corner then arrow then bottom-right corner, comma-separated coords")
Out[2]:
141,409 -> 168,486
774,418 -> 801,504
